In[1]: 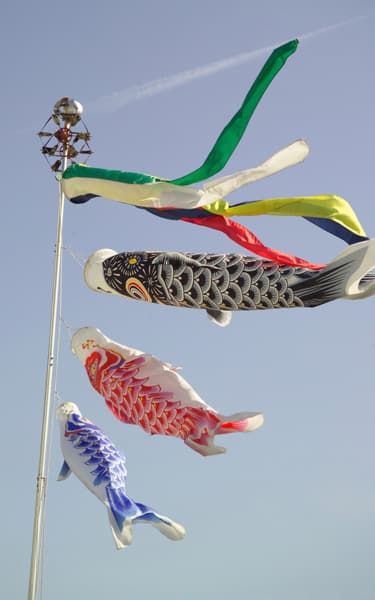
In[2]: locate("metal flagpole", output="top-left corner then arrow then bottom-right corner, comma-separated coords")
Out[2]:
28,99 -> 92,600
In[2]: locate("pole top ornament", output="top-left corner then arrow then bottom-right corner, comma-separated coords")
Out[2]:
38,97 -> 92,172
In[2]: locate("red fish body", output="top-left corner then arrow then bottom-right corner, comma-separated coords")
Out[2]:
72,327 -> 264,456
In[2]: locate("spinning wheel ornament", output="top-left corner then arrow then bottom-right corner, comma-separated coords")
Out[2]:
38,97 -> 93,171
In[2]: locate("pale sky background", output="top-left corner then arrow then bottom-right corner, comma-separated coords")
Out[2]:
2,1 -> 375,599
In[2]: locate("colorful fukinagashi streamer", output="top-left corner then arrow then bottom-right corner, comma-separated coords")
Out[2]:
83,240 -> 375,326
57,402 -> 186,548
71,327 -> 264,456
62,148 -> 368,269
63,39 -> 298,201
61,37 -> 368,268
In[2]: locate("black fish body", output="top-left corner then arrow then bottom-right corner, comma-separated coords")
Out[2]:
84,241 -> 375,326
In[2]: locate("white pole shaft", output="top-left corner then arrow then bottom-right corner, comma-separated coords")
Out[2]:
28,153 -> 67,600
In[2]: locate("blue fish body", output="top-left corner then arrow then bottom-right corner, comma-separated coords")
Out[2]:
57,403 -> 185,548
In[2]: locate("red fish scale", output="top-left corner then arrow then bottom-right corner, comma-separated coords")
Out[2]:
85,348 -> 221,442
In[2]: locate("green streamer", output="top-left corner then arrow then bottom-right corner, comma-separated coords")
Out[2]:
170,39 -> 298,186
62,164 -> 164,184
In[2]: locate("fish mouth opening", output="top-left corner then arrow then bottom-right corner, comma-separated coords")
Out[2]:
56,402 -> 81,417
339,239 -> 375,300
358,269 -> 375,291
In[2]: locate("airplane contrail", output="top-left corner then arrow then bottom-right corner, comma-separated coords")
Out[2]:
86,14 -> 366,115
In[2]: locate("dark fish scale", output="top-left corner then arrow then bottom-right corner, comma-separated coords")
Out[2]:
283,288 -> 295,304
225,254 -> 243,267
241,296 -> 258,309
275,278 -> 288,295
202,294 -> 221,309
179,268 -> 194,292
260,296 -> 275,309
195,268 -> 212,293
228,262 -> 244,281
226,282 -> 243,304
204,282 -> 222,305
247,266 -> 263,284
170,278 -> 184,302
236,271 -> 251,293
161,264 -> 174,288
184,293 -> 201,308
280,266 -> 297,278
189,281 -> 203,304
268,270 -> 281,285
266,286 -> 279,304
294,297 -> 304,307
257,275 -> 270,295
278,297 -> 291,308
248,285 -> 261,304
197,253 -> 225,267
189,253 -> 208,265
221,294 -> 240,309
212,269 -> 230,291
263,263 -> 280,276
243,259 -> 262,272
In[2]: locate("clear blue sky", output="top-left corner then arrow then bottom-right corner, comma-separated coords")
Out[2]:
2,1 -> 375,598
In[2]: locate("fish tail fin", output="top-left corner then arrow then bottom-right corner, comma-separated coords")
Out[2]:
339,239 -> 375,299
184,411 -> 264,456
184,437 -> 227,456
217,412 -> 264,435
106,488 -> 138,549
109,521 -> 131,550
106,488 -> 185,549
132,502 -> 186,541
292,239 -> 375,306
